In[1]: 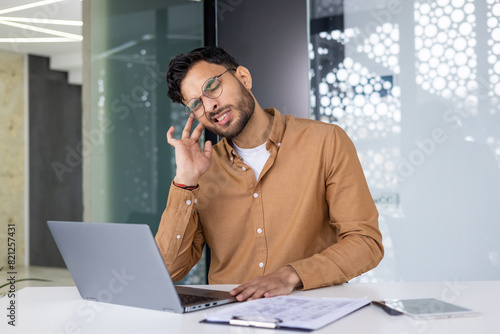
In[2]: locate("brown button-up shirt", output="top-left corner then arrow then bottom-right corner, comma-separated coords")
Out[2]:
155,108 -> 383,290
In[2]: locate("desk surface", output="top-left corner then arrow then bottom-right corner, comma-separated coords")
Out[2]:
1,281 -> 499,333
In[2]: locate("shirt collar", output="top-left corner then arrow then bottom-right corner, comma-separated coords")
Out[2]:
265,108 -> 286,149
220,108 -> 286,159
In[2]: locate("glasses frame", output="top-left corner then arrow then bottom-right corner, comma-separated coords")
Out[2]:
184,68 -> 236,119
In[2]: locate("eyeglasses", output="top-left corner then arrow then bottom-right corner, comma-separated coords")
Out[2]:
184,68 -> 236,118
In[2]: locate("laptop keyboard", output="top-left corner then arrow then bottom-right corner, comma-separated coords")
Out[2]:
178,293 -> 218,305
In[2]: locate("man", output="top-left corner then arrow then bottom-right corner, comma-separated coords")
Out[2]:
155,46 -> 383,301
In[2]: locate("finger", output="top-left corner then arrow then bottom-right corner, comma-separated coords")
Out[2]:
233,285 -> 259,302
181,114 -> 195,139
237,288 -> 257,302
204,140 -> 213,159
263,286 -> 289,299
166,126 -> 176,145
190,121 -> 205,140
230,284 -> 246,296
246,287 -> 268,301
230,280 -> 255,296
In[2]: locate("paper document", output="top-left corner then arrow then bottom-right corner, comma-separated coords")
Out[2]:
205,295 -> 370,330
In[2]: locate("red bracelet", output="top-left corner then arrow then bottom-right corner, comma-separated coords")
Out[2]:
173,181 -> 198,190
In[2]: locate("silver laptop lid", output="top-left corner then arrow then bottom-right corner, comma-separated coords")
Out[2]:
48,221 -> 184,313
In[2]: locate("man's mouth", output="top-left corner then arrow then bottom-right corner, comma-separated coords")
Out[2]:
216,113 -> 227,122
212,109 -> 231,125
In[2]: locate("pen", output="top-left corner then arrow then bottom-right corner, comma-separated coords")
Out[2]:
371,301 -> 404,316
230,316 -> 283,328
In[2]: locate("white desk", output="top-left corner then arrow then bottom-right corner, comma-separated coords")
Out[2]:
1,281 -> 498,333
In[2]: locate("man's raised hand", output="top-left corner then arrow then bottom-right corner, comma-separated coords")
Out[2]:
166,115 -> 213,186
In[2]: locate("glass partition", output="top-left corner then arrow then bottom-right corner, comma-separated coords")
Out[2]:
310,0 -> 500,282
88,0 -> 206,284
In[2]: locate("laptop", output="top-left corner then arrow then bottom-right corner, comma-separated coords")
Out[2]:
47,220 -> 236,313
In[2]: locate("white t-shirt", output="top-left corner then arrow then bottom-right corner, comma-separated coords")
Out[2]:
233,141 -> 270,181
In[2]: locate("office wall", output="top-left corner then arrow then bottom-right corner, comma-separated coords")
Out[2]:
0,50 -> 26,267
29,55 -> 83,267
216,0 -> 310,119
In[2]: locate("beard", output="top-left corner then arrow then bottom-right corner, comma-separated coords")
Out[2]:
204,81 -> 256,140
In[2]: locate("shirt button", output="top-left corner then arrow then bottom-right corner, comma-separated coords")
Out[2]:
186,200 -> 192,205
257,228 -> 262,233
253,193 -> 258,198
176,235 -> 181,239
259,262 -> 264,268
242,167 -> 247,171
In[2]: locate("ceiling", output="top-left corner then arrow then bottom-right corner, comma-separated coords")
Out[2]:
0,0 -> 82,83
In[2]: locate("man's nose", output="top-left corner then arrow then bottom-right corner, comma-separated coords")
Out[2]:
204,98 -> 219,113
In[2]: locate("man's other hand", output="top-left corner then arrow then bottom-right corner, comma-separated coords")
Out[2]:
229,266 -> 302,301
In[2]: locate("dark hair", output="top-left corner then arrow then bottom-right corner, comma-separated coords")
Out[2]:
166,46 -> 239,104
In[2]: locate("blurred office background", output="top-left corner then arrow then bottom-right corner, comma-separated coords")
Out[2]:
0,0 -> 499,286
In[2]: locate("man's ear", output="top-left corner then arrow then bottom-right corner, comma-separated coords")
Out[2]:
234,66 -> 252,90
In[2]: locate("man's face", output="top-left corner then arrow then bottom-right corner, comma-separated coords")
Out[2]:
180,61 -> 255,140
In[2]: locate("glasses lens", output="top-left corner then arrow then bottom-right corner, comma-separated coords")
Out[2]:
202,77 -> 222,98
186,98 -> 203,117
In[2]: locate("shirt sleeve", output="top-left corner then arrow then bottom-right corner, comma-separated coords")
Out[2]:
155,182 -> 206,282
288,125 -> 384,290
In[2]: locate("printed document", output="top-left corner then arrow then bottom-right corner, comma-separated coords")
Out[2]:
205,296 -> 370,330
